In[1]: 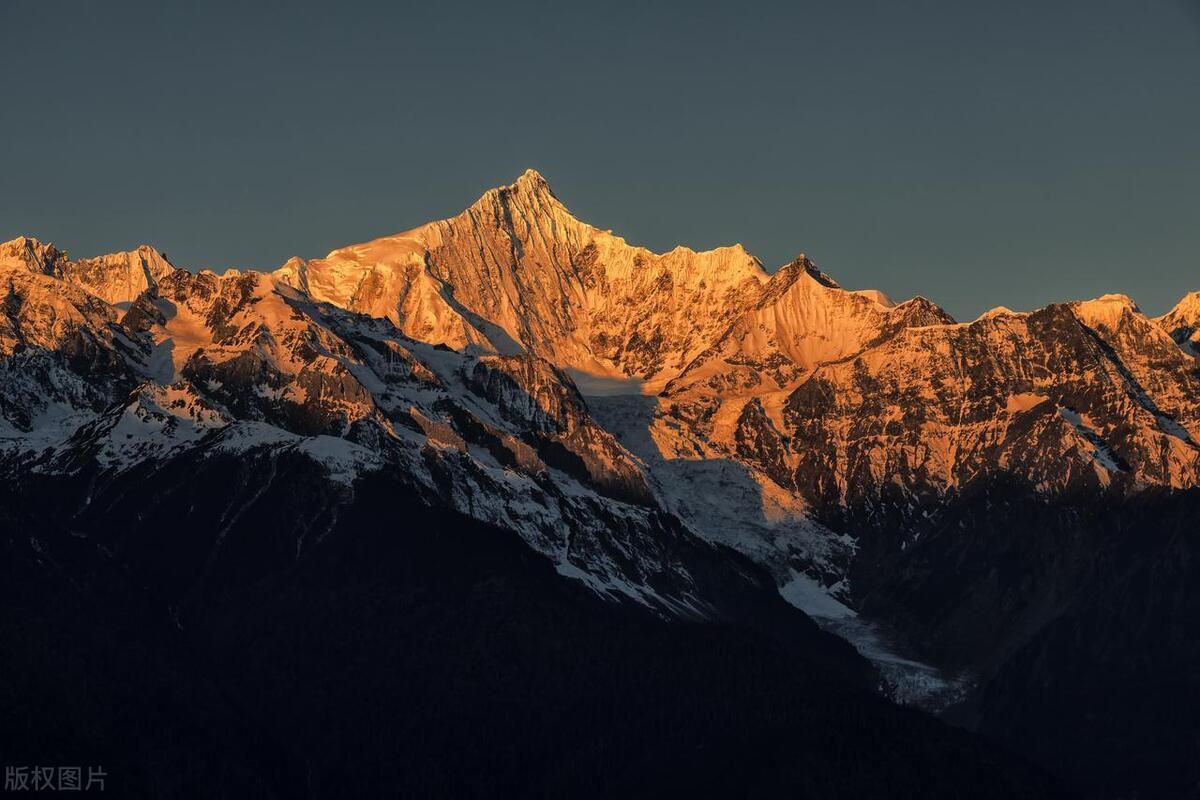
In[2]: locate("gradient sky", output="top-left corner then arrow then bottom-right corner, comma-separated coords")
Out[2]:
2,0 -> 1197,320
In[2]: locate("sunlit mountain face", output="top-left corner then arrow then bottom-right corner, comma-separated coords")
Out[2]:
4,172 -> 1200,797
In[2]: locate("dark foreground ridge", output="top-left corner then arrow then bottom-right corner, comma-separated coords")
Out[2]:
0,457 -> 1061,799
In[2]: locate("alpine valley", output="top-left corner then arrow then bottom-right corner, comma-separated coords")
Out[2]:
4,170 -> 1199,798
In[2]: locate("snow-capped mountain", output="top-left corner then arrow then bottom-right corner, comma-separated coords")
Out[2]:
6,169 -> 1200,612
0,233 -> 790,618
272,169 -> 770,384
4,170 -> 1199,796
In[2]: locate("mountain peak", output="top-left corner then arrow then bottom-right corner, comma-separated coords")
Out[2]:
53,245 -> 177,305
1075,292 -> 1139,312
764,255 -> 841,297
0,235 -> 67,274
484,168 -> 555,200
514,167 -> 551,191
505,167 -> 558,204
1160,290 -> 1200,323
795,253 -> 841,289
464,168 -> 565,224
1156,290 -> 1200,350
2,234 -> 44,249
1072,293 -> 1142,332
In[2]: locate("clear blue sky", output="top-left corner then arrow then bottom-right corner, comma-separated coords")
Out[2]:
2,0 -> 1197,319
